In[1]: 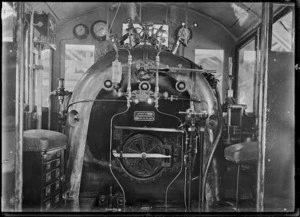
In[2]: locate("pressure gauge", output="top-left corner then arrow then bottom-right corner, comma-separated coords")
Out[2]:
91,20 -> 108,41
73,24 -> 89,40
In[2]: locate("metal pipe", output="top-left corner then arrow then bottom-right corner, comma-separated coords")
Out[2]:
198,127 -> 205,212
139,3 -> 142,21
165,135 -> 184,211
159,67 -> 216,73
45,2 -> 60,21
236,164 -> 241,211
15,2 -> 25,210
119,48 -> 132,107
27,3 -> 44,115
227,105 -> 232,142
182,2 -> 188,56
201,87 -> 223,210
127,55 -> 132,103
187,132 -> 193,211
29,8 -> 35,113
109,107 -> 130,211
106,3 -> 109,41
114,126 -> 184,133
165,4 -> 168,24
256,2 -> 272,212
47,91 -> 57,129
154,50 -> 167,107
36,44 -> 42,129
24,28 -> 29,106
155,55 -> 160,107
108,3 -> 121,33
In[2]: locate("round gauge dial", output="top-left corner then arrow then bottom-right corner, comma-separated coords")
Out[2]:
91,20 -> 108,41
73,24 -> 89,40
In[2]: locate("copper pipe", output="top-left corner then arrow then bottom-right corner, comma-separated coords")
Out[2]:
201,87 -> 223,210
36,44 -> 42,129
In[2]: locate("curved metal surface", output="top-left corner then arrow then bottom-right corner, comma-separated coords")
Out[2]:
53,2 -> 236,40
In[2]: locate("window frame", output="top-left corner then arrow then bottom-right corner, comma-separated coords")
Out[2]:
233,5 -> 293,116
63,43 -> 96,92
271,6 -> 294,52
194,48 -> 225,101
234,30 -> 259,114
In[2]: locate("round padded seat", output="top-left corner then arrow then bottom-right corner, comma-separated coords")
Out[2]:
224,141 -> 258,164
23,129 -> 67,151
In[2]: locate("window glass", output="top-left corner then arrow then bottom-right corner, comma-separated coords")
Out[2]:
237,39 -> 256,112
65,44 -> 95,91
195,49 -> 224,100
2,2 -> 15,42
271,11 -> 293,52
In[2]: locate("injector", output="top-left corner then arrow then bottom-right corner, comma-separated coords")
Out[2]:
48,78 -> 72,131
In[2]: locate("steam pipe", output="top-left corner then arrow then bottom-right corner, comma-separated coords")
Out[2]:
29,8 -> 35,114
108,2 -> 121,33
165,133 -> 184,211
187,132 -> 193,211
109,107 -> 130,211
201,87 -> 223,210
154,50 -> 167,108
155,55 -> 160,108
155,108 -> 183,211
119,48 -> 132,106
198,123 -> 205,212
127,55 -> 132,102
28,3 -> 45,114
36,44 -> 42,129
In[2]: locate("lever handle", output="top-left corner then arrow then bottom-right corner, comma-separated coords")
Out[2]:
112,150 -> 170,159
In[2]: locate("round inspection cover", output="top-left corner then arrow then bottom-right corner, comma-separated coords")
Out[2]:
121,133 -> 165,181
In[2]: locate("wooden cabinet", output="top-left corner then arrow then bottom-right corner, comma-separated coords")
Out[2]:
23,147 -> 65,211
22,130 -> 67,211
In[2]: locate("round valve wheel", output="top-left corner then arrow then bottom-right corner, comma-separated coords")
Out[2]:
121,134 -> 166,180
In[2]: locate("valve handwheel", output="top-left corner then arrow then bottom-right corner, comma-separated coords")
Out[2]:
120,134 -> 166,180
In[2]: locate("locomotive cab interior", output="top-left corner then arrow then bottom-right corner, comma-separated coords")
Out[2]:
2,2 -> 297,214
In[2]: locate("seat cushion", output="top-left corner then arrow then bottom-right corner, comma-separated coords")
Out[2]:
224,141 -> 258,164
24,129 -> 67,151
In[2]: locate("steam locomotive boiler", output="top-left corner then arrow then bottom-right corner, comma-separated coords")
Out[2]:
64,29 -> 222,211
3,2 -> 296,213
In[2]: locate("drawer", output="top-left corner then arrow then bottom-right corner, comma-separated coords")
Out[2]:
43,150 -> 62,162
43,158 -> 61,172
42,180 -> 60,199
43,168 -> 60,184
42,192 -> 61,211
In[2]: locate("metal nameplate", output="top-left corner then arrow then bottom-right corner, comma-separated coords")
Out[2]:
134,111 -> 155,121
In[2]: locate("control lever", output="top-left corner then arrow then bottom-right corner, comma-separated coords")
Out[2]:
112,150 -> 171,159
